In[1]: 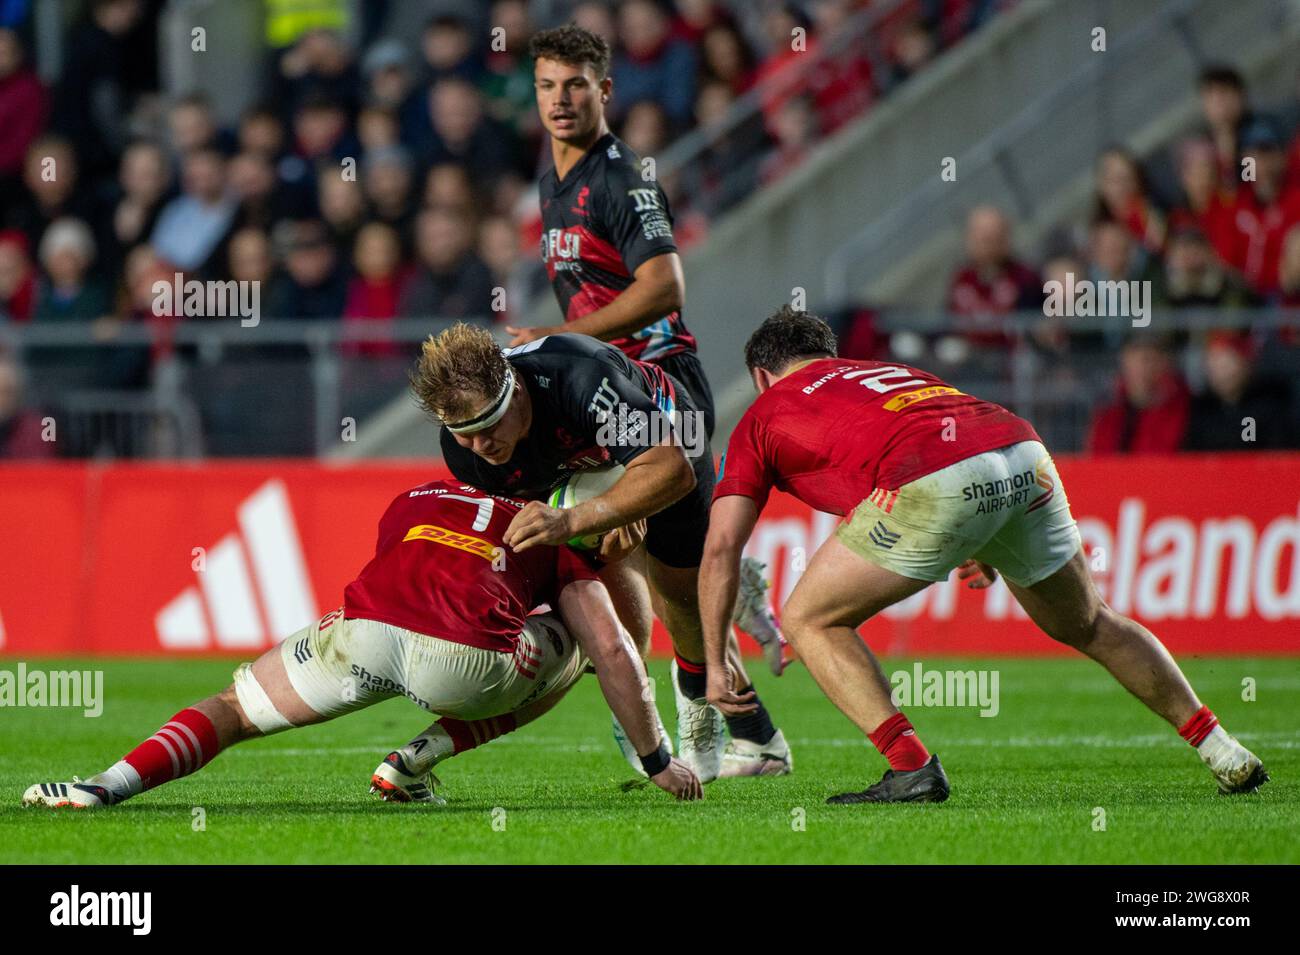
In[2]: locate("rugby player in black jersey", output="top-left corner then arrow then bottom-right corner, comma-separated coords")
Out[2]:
503,24 -> 790,777
412,324 -> 789,781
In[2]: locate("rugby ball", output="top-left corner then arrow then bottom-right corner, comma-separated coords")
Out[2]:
547,464 -> 627,550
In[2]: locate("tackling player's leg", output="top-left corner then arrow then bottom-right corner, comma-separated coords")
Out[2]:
649,555 -> 790,780
1005,549 -> 1267,795
780,534 -> 949,803
22,618 -> 331,810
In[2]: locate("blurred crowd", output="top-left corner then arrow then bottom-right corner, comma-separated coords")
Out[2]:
0,0 -> 1005,457
837,63 -> 1300,454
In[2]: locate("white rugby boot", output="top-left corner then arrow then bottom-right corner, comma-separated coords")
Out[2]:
672,659 -> 725,783
1196,727 -> 1269,794
733,556 -> 790,676
720,728 -> 793,778
22,777 -> 118,809
369,750 -> 446,805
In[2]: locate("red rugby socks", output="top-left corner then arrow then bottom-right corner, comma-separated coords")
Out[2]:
869,712 -> 931,772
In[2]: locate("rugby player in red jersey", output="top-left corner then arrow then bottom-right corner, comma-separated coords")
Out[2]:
699,307 -> 1268,803
507,24 -> 790,740
23,480 -> 702,809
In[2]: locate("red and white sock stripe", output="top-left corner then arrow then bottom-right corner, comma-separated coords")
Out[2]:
122,707 -> 220,792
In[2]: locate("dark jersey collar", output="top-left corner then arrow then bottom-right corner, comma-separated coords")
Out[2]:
549,132 -> 619,191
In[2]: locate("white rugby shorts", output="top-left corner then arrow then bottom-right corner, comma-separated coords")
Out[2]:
836,440 -> 1081,587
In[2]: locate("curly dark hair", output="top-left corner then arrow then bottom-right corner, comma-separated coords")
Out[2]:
528,23 -> 611,80
743,305 -> 839,374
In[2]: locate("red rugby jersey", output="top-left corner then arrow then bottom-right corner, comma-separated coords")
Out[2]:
715,359 -> 1040,514
343,480 -> 599,652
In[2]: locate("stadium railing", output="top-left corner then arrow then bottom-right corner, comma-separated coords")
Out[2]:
1,317 -> 464,459
6,307 -> 1297,459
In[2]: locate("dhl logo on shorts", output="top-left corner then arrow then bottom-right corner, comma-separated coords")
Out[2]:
882,386 -> 961,411
402,524 -> 502,562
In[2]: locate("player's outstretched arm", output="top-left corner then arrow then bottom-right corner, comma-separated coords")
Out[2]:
557,577 -> 702,800
699,495 -> 762,716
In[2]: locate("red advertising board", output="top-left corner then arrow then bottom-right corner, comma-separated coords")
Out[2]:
0,455 -> 1297,656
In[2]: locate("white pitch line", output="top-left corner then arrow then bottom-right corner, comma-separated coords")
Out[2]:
232,730 -> 1300,758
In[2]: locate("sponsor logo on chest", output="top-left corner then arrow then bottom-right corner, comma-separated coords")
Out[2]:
542,228 -> 583,269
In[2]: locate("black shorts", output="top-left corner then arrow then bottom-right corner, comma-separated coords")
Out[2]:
644,368 -> 714,569
655,350 -> 716,440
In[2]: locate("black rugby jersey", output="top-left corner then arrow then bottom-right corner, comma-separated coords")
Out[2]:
538,132 -> 697,362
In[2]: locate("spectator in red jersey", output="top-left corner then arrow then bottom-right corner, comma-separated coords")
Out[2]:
1198,65 -> 1250,190
1168,137 -> 1236,265
0,230 -> 37,323
1086,335 -> 1190,455
612,0 -> 699,127
1094,147 -> 1165,253
1185,330 -> 1297,451
806,0 -> 875,133
343,222 -> 409,355
946,205 -> 1041,346
0,28 -> 47,188
698,20 -> 757,94
754,2 -> 815,135
1220,117 -> 1300,296
0,354 -> 54,460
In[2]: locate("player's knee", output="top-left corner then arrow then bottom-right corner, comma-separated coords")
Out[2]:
1047,601 -> 1107,651
781,602 -> 817,647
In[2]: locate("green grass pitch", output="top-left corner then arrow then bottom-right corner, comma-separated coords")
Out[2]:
3,657 -> 1296,864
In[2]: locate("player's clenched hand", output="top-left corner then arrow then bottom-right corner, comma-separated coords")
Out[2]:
706,665 -> 757,716
956,559 -> 998,589
650,757 -> 703,801
505,324 -> 559,347
504,501 -> 572,552
597,519 -> 646,564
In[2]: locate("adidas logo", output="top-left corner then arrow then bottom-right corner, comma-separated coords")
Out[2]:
868,520 -> 901,550
154,480 -> 318,650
